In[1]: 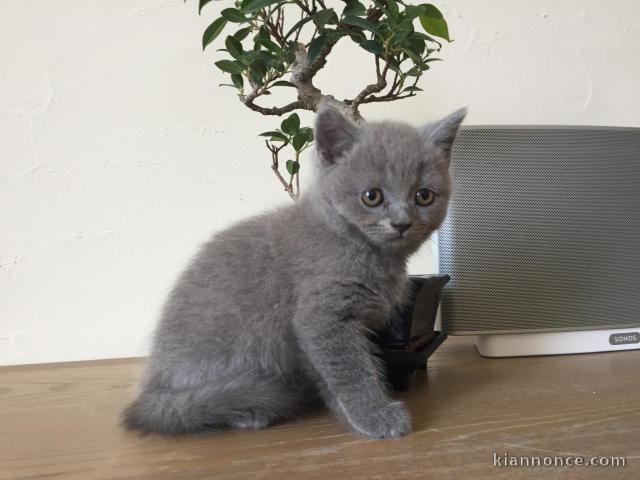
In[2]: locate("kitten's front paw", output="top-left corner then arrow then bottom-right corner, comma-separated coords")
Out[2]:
342,400 -> 411,439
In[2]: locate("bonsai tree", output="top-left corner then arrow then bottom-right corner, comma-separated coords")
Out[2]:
198,0 -> 451,199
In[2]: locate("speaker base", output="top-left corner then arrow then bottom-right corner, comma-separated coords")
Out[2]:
474,328 -> 640,357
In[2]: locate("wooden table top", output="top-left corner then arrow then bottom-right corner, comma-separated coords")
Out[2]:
1,336 -> 638,480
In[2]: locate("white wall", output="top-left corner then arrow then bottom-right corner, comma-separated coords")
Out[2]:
1,0 -> 639,365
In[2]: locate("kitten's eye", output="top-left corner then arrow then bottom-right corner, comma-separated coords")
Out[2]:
362,189 -> 384,207
415,188 -> 435,206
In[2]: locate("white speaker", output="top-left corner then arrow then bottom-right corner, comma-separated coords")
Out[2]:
439,126 -> 640,357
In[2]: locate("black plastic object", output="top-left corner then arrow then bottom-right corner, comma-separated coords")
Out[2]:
376,274 -> 450,391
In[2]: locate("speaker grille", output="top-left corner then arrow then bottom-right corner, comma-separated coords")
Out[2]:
439,126 -> 640,334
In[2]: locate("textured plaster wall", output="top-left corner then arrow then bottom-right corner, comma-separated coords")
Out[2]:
1,0 -> 639,365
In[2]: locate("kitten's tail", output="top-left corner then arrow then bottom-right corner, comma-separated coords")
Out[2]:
122,377 -> 305,435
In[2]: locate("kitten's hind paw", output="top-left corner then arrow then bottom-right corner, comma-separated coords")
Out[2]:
230,418 -> 270,430
342,400 -> 411,439
228,413 -> 273,430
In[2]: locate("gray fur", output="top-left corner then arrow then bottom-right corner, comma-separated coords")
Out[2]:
123,106 -> 466,439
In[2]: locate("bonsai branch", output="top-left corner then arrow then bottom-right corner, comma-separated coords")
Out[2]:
348,59 -> 390,114
266,140 -> 299,200
358,91 -> 417,104
239,39 -> 358,120
292,38 -> 339,86
359,73 -> 422,105
294,0 -> 314,16
263,8 -> 286,46
291,41 -> 363,121
244,96 -> 306,115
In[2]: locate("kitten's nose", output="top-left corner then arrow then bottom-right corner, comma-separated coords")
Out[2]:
391,222 -> 412,233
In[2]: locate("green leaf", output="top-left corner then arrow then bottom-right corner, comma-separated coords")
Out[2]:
404,5 -> 426,21
249,59 -> 267,78
257,25 -> 270,37
405,33 -> 426,55
313,9 -> 337,28
327,30 -> 350,40
215,59 -> 245,74
300,127 -> 314,142
411,31 -> 440,43
253,26 -> 269,48
225,36 -> 244,58
231,73 -> 244,89
387,57 -> 401,74
385,0 -> 400,21
203,17 -> 228,50
272,80 -> 297,87
241,0 -> 283,14
342,15 -> 381,35
221,8 -> 247,23
199,0 -> 215,14
292,133 -> 307,151
259,130 -> 289,142
390,26 -> 412,45
256,50 -> 279,65
419,4 -> 451,41
285,160 -> 300,175
307,34 -> 329,64
360,39 -> 384,55
344,30 -> 366,43
281,113 -> 300,135
342,1 -> 366,17
402,86 -> 423,93
401,47 -> 425,68
250,71 -> 264,86
236,51 -> 251,64
255,36 -> 282,53
237,51 -> 257,66
234,27 -> 252,41
284,16 -> 315,40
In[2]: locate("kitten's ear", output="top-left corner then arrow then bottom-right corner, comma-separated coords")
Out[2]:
423,107 -> 467,165
314,105 -> 359,165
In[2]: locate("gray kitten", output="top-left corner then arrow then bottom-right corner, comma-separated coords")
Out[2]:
123,106 -> 466,439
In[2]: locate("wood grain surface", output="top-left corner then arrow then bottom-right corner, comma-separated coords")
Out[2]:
1,337 -> 638,480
